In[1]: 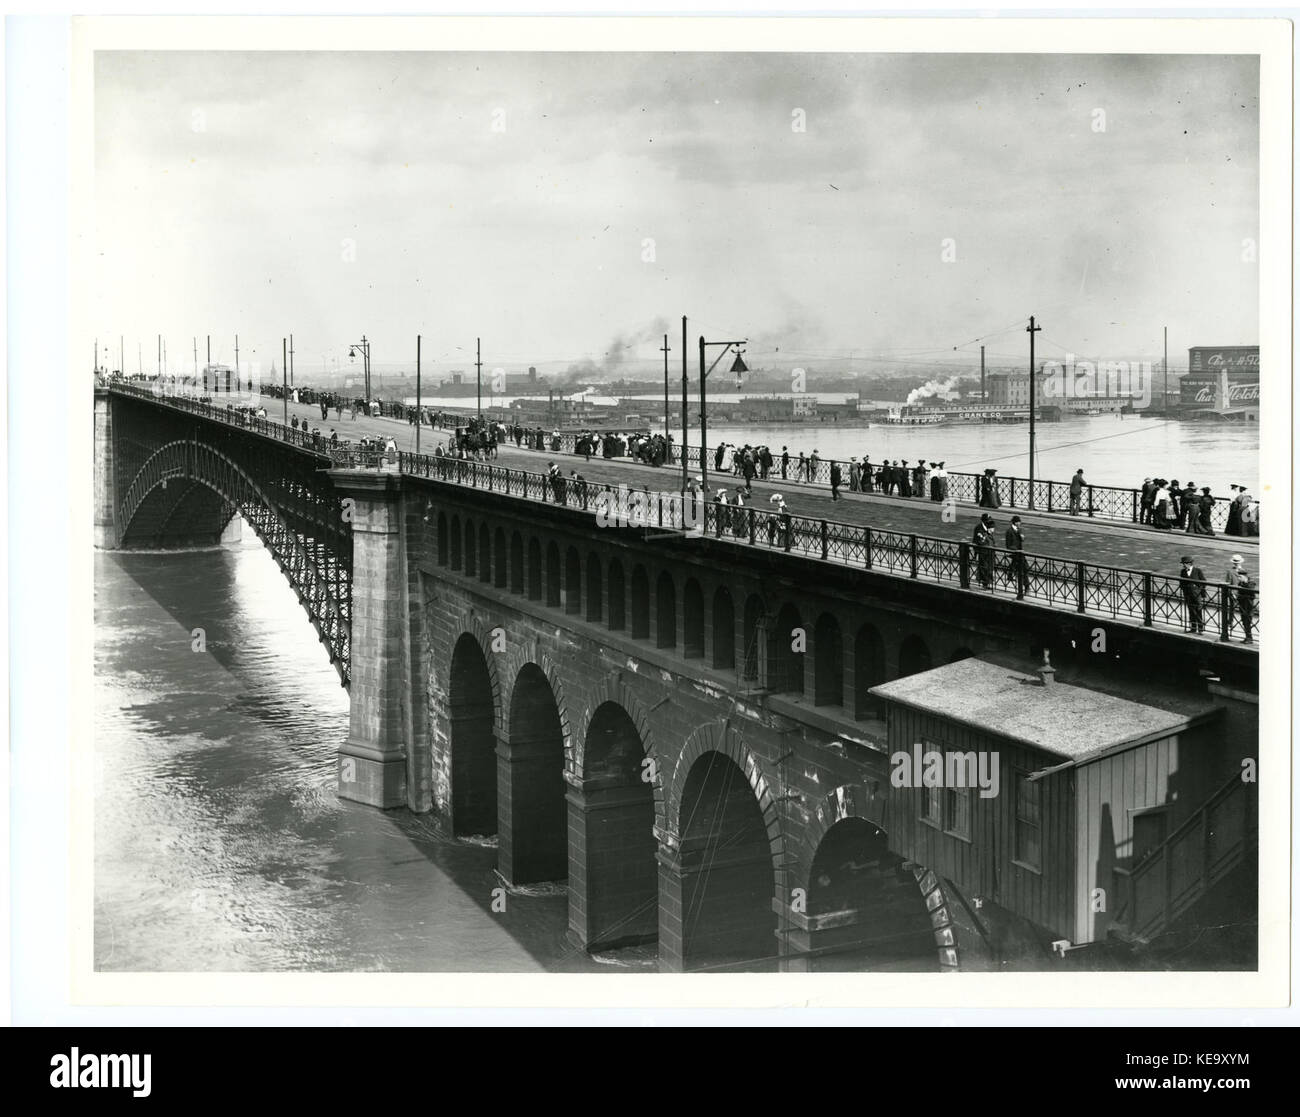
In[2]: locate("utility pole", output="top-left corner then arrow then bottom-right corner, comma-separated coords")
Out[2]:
475,337 -> 483,422
93,337 -> 98,374
282,338 -> 288,425
290,333 -> 295,388
680,316 -> 689,494
416,334 -> 422,456
207,335 -> 211,366
980,345 -> 986,406
193,337 -> 198,376
699,335 -> 708,497
660,333 -> 671,440
1027,315 -> 1041,506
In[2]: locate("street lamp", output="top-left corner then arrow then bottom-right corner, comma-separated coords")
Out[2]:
698,334 -> 748,498
349,336 -> 372,403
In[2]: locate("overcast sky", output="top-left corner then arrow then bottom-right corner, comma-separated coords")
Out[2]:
92,50 -> 1259,378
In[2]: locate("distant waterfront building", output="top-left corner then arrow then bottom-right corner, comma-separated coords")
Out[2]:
1178,346 -> 1259,421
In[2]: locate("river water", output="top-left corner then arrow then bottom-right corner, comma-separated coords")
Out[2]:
93,534 -> 618,973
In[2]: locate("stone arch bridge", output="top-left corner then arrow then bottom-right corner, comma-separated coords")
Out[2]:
95,386 -> 1258,971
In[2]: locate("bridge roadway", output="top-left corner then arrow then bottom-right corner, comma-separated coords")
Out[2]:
277,397 -> 1256,583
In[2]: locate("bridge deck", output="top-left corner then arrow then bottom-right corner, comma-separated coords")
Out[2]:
273,396 -> 1256,578
129,389 -> 1260,649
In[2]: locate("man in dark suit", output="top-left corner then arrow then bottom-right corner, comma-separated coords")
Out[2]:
1179,555 -> 1207,634
1005,515 -> 1029,599
973,514 -> 996,589
829,460 -> 843,501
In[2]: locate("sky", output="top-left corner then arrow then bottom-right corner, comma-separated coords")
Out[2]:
91,50 -> 1259,380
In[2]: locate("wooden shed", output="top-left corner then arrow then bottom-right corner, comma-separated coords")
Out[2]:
870,657 -> 1225,946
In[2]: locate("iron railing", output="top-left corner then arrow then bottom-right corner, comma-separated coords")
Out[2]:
109,384 -> 1260,647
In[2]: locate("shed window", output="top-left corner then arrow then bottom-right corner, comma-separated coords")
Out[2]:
945,784 -> 971,840
921,784 -> 941,826
1015,771 -> 1042,870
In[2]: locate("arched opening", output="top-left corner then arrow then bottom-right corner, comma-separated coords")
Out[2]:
656,571 -> 677,649
479,522 -> 491,583
769,603 -> 806,695
510,532 -> 524,594
814,613 -> 844,707
608,559 -> 626,630
527,538 -> 542,601
449,515 -> 462,569
464,518 -> 477,578
449,634 -> 497,838
713,586 -> 736,670
899,634 -> 933,678
677,751 -> 777,971
491,525 -> 506,590
437,512 -> 449,566
853,623 -> 888,719
500,664 -> 567,885
949,647 -> 975,664
586,554 -> 603,623
630,565 -> 650,639
742,594 -> 766,681
574,703 -> 656,950
546,541 -> 562,607
805,818 -> 936,972
683,579 -> 704,658
565,546 -> 582,614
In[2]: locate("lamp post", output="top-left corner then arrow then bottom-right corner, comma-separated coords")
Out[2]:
698,334 -> 749,498
349,336 -> 372,403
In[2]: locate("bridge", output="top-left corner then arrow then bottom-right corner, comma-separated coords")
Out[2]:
95,383 -> 1260,971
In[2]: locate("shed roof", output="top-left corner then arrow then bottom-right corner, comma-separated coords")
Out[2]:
868,657 -> 1218,765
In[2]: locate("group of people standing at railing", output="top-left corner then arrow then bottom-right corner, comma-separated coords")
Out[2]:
1179,553 -> 1256,643
1141,478 -> 1251,537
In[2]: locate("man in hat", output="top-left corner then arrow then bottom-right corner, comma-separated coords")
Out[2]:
1005,515 -> 1029,599
1223,553 -> 1245,627
1234,564 -> 1256,644
1179,555 -> 1207,634
780,445 -> 789,481
1140,478 -> 1155,525
897,460 -> 912,497
1069,468 -> 1085,515
973,513 -> 996,589
829,459 -> 843,500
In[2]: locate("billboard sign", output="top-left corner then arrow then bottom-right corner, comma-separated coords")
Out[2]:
1187,346 -> 1259,373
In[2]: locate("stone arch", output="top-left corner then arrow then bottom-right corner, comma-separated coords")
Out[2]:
630,564 -> 650,638
769,601 -> 805,694
659,719 -> 784,869
464,517 -> 477,578
814,612 -> 844,707
545,541 -> 562,607
656,570 -> 677,649
527,537 -> 542,600
565,545 -> 582,614
683,578 -> 704,658
712,585 -> 736,670
585,553 -> 603,623
499,656 -> 570,885
607,558 -> 626,630
493,526 -> 507,588
478,522 -> 491,583
853,622 -> 888,718
571,671 -> 659,781
509,531 -> 524,593
663,720 -> 785,972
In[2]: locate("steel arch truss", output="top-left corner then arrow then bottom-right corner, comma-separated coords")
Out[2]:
118,439 -> 353,686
